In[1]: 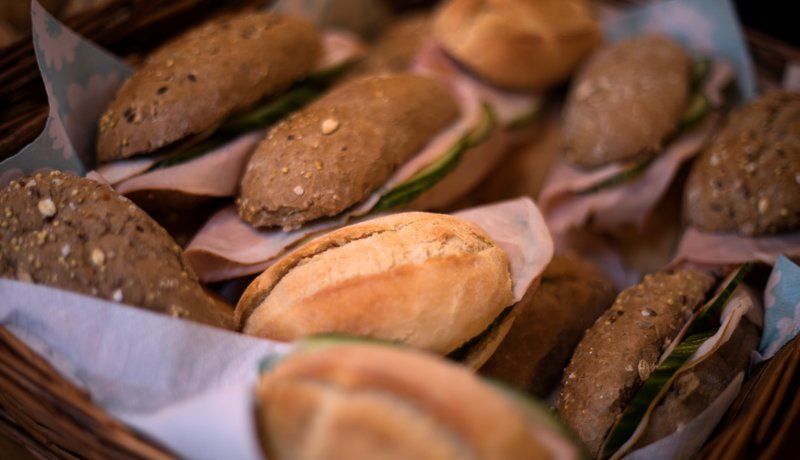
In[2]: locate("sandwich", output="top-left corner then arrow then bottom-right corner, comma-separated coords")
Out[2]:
540,35 -> 734,233
557,265 -> 762,459
184,69 -> 500,281
674,90 -> 800,266
479,254 -> 617,397
94,10 -> 365,220
236,209 -> 546,368
0,171 -> 233,329
255,341 -> 583,460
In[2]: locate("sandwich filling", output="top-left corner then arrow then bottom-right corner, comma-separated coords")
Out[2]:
601,263 -> 760,459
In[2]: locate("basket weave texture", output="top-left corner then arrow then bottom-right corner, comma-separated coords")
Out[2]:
1,0 -> 799,458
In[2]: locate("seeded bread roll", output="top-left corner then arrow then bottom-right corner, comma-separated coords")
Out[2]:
0,171 -> 233,329
557,270 -> 715,455
346,11 -> 432,79
433,0 -> 600,92
479,254 -> 616,397
236,212 -> 513,359
96,12 -> 321,162
256,343 -> 561,460
684,91 -> 800,235
563,36 -> 691,169
238,73 -> 458,230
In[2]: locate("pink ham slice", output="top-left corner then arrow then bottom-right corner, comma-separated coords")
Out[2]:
672,227 -> 800,267
539,60 -> 733,233
412,41 -> 543,128
541,113 -> 719,233
93,30 -> 367,196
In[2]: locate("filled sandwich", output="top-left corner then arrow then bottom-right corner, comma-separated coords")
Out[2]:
558,265 -> 762,459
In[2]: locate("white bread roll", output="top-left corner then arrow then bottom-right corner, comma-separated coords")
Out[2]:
433,0 -> 601,91
256,343 -> 577,460
236,212 -> 514,361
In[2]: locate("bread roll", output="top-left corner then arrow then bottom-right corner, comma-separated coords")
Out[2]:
557,270 -> 715,455
346,11 -> 432,79
97,12 -> 321,161
433,0 -> 600,91
480,254 -> 616,397
684,90 -> 800,235
236,212 -> 513,358
0,171 -> 233,329
238,73 -> 458,230
563,35 -> 691,168
256,343 -> 565,460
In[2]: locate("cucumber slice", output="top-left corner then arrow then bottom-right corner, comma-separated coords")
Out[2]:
145,65 -> 348,172
447,303 -> 514,362
372,103 -> 495,213
690,57 -> 712,90
578,157 -> 654,195
678,92 -> 711,133
600,263 -> 754,460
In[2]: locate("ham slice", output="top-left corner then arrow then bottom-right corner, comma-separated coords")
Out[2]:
94,30 -> 367,196
541,113 -> 719,233
539,60 -> 733,233
672,227 -> 800,267
412,41 -> 543,128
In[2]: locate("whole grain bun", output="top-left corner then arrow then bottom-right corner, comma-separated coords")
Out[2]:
480,254 -> 616,397
684,90 -> 800,235
256,343 -> 564,460
0,171 -> 233,329
345,11 -> 432,79
96,12 -> 321,162
557,269 -> 715,456
236,212 -> 514,357
563,35 -> 691,169
238,73 -> 458,230
433,0 -> 600,92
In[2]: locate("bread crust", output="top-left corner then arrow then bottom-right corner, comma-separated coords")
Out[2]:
480,254 -> 616,396
563,35 -> 691,168
236,212 -> 513,354
256,344 -> 552,460
433,0 -> 600,91
238,74 -> 458,229
96,12 -> 321,161
557,269 -> 714,455
0,171 -> 233,329
346,11 -> 432,79
684,90 -> 800,235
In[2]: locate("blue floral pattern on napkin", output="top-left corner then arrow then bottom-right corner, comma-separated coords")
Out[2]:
758,255 -> 800,360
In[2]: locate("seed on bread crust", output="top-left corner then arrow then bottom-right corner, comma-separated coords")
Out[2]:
684,90 -> 800,235
563,35 -> 691,169
0,171 -> 233,329
237,73 -> 459,230
96,12 -> 321,162
557,270 -> 715,456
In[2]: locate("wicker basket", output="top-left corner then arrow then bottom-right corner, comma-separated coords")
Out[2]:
1,0 -> 799,458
